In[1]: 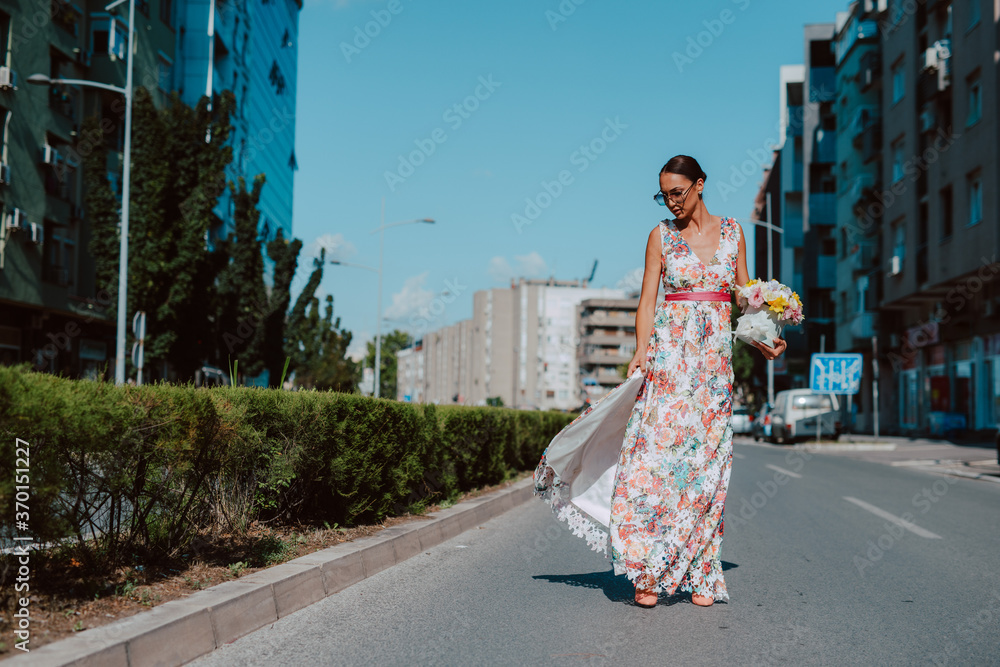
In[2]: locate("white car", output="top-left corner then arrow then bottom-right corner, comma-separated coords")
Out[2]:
769,389 -> 841,444
731,406 -> 753,434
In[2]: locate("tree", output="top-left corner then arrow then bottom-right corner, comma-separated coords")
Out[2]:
284,249 -> 357,392
263,228 -> 303,388
363,330 -> 412,399
84,86 -> 236,381
213,175 -> 269,379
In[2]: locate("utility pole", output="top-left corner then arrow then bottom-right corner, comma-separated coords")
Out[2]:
872,335 -> 880,439
766,192 -> 774,407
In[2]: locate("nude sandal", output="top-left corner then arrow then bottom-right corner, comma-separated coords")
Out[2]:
635,588 -> 658,608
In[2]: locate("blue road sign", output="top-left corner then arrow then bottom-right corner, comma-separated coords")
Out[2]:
810,353 -> 863,394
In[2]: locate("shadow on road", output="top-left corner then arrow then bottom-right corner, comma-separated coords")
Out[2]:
533,561 -> 738,606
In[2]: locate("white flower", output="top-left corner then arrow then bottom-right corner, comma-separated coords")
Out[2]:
734,310 -> 781,348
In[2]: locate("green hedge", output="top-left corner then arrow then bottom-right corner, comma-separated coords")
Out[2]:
0,364 -> 573,572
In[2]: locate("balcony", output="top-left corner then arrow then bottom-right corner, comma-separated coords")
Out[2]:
585,369 -> 626,386
815,128 -> 837,163
850,311 -> 876,339
582,333 -> 632,346
787,106 -> 804,137
579,351 -> 632,366
849,243 -> 878,274
809,67 -> 836,102
849,174 -> 876,208
580,313 -> 634,328
861,120 -> 882,163
859,50 -> 881,91
809,193 -> 836,225
817,255 -> 837,288
850,106 -> 879,147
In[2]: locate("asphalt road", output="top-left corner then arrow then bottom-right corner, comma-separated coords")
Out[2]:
190,442 -> 1000,666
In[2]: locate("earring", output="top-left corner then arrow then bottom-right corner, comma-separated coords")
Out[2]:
698,191 -> 703,199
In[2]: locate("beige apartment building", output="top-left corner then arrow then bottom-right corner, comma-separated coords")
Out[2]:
397,277 -> 624,410
577,297 -> 638,403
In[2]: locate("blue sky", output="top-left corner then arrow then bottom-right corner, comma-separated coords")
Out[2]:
290,0 -> 850,359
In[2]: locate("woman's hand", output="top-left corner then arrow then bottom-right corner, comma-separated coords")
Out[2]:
627,351 -> 647,377
750,337 -> 787,360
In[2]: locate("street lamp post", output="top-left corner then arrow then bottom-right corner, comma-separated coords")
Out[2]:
330,200 -> 433,398
30,0 -> 135,385
742,205 -> 785,406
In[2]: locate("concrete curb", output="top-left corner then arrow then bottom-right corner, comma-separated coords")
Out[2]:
10,477 -> 536,667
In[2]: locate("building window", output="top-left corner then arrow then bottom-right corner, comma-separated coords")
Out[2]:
281,28 -> 293,48
44,223 -> 75,287
891,61 -> 904,104
856,275 -> 869,313
892,221 -> 906,271
966,74 -> 981,126
51,1 -> 82,36
160,0 -> 173,27
891,139 -> 904,183
940,185 -> 953,239
268,60 -> 286,95
968,172 -> 982,226
91,17 -> 128,61
157,54 -> 173,93
967,0 -> 980,28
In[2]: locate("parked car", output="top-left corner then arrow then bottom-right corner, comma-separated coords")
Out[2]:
751,402 -> 772,442
195,365 -> 230,388
769,389 -> 841,444
731,406 -> 753,434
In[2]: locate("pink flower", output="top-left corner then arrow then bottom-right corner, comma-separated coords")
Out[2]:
748,287 -> 765,309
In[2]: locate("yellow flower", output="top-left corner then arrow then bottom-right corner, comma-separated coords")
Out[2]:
769,295 -> 789,313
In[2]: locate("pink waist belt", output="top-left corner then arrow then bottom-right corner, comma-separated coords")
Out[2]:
662,290 -> 730,302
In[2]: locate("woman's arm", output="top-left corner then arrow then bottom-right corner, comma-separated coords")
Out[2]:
735,221 -> 787,359
735,220 -> 750,288
627,226 -> 661,376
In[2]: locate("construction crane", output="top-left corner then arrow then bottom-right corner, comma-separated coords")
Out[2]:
584,259 -> 598,286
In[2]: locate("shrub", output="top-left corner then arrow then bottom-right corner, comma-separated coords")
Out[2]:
0,365 -> 573,576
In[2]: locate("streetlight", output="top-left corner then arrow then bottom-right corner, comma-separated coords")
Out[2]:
742,194 -> 785,406
329,198 -> 434,398
30,0 -> 136,385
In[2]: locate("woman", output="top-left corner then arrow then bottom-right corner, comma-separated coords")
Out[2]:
615,155 -> 786,607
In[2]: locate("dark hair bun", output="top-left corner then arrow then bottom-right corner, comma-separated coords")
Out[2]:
660,155 -> 707,183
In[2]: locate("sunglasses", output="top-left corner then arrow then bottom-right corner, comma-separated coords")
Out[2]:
653,182 -> 696,206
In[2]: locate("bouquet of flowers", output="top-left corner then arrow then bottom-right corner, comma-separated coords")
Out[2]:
734,279 -> 804,349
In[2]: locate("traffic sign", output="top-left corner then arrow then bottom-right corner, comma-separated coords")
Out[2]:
809,353 -> 862,394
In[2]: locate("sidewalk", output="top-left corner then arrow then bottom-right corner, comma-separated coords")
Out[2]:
736,433 -> 1000,483
7,477 -> 537,667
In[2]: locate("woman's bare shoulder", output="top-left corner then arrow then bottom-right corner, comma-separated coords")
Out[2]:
647,223 -> 663,247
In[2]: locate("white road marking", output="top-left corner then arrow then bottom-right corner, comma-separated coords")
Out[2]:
842,496 -> 943,539
766,464 -> 802,479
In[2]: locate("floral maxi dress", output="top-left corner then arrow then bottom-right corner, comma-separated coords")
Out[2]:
609,217 -> 740,602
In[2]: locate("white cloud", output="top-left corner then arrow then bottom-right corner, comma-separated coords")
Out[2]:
347,329 -> 370,363
488,252 -> 549,283
384,271 -> 435,321
309,233 -> 357,262
488,256 -> 513,283
617,266 -> 644,293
